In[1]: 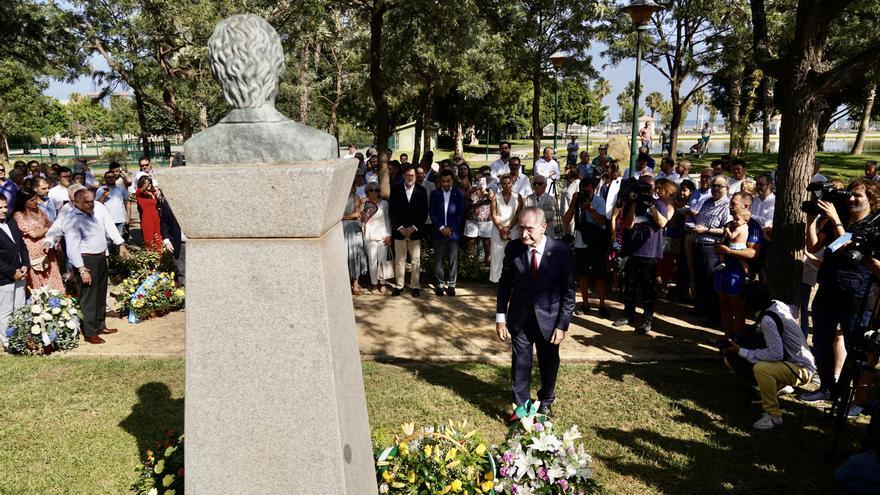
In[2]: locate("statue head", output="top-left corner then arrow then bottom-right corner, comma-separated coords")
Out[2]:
208,14 -> 285,109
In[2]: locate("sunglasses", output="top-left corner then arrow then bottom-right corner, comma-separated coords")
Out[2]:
711,184 -> 727,189
366,188 -> 379,193
534,182 -> 546,186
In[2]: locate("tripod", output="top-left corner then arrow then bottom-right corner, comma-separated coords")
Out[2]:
827,276 -> 880,455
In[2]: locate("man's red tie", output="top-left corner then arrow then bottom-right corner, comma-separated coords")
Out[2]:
531,248 -> 538,279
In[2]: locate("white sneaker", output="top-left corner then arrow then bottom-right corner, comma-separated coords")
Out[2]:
753,413 -> 783,430
777,385 -> 795,396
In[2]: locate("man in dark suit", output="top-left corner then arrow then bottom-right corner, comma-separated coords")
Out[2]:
429,169 -> 465,296
159,195 -> 186,287
496,206 -> 575,417
389,164 -> 429,297
0,196 -> 29,349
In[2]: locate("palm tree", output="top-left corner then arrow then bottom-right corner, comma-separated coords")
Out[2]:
645,91 -> 664,119
593,78 -> 612,100
691,89 -> 707,129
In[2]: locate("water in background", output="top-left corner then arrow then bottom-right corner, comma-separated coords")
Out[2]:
669,138 -> 880,154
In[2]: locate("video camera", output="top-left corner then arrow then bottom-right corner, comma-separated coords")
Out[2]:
861,329 -> 880,355
616,177 -> 654,214
836,213 -> 880,264
801,181 -> 851,216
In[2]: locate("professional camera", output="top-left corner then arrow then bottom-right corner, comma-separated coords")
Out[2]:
838,213 -> 880,263
862,330 -> 880,354
801,181 -> 851,216
616,177 -> 654,214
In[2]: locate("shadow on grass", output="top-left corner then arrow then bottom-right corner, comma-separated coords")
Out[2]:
589,361 -> 865,494
119,382 -> 184,462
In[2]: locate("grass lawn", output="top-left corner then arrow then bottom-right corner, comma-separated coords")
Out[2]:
0,357 -> 868,494
689,152 -> 880,181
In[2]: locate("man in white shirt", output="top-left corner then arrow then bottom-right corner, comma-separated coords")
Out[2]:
343,144 -> 358,159
130,157 -> 158,193
654,156 -> 679,181
750,175 -> 776,230
489,141 -> 512,180
508,157 -> 533,198
674,159 -> 693,185
96,171 -> 131,236
48,166 -> 73,214
533,147 -> 560,197
727,159 -> 750,195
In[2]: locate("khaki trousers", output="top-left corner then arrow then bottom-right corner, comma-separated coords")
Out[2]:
753,361 -> 812,417
394,238 -> 421,289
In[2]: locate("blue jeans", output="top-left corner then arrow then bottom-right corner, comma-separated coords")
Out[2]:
811,288 -> 872,390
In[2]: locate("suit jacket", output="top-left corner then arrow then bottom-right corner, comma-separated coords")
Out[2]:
0,220 -> 30,286
389,183 -> 429,240
429,187 -> 465,241
496,237 -> 575,340
159,197 -> 183,259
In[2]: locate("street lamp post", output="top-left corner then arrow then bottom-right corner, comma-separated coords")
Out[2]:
621,0 -> 663,177
585,101 -> 594,153
549,52 -> 568,159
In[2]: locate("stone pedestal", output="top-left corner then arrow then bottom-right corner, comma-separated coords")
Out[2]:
156,159 -> 377,494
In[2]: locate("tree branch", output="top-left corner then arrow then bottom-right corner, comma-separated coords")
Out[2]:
815,48 -> 880,95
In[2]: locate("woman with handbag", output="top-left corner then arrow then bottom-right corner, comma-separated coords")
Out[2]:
360,182 -> 393,294
12,188 -> 63,291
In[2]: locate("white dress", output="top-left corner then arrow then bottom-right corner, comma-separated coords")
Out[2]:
489,192 -> 521,283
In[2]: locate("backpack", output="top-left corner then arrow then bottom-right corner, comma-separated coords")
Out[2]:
722,309 -> 788,380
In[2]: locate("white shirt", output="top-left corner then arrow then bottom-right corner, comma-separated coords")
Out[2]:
728,177 -> 749,196
495,234 -> 548,323
750,193 -> 776,228
96,185 -> 128,224
489,157 -> 510,179
130,170 -> 158,193
655,171 -> 680,182
45,202 -> 124,249
404,184 -> 414,202
365,171 -> 378,185
534,158 -> 560,181
48,185 -> 69,213
62,208 -> 109,268
622,167 -> 650,180
442,189 -> 451,227
511,174 -> 533,198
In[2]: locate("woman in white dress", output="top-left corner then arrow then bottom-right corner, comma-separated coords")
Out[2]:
489,174 -> 523,283
360,182 -> 393,293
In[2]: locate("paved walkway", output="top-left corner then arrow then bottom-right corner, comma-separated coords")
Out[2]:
8,284 -> 724,363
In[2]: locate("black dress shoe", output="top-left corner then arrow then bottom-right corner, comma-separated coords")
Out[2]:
635,321 -> 651,335
434,287 -> 445,296
537,404 -> 553,418
446,287 -> 456,296
598,306 -> 610,319
411,288 -> 421,297
391,288 -> 402,297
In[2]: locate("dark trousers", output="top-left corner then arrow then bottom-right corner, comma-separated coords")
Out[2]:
693,243 -> 720,319
623,256 -> 658,323
175,242 -> 186,287
78,254 -> 108,337
510,312 -> 560,407
434,237 -> 458,288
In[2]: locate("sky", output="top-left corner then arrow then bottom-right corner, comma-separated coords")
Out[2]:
44,44 -> 706,126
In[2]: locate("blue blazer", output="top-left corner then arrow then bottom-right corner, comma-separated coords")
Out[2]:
429,187 -> 465,241
496,237 -> 576,340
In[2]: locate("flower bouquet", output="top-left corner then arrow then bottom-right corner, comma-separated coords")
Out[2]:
134,430 -> 185,495
375,420 -> 497,494
494,402 -> 595,495
5,288 -> 82,355
115,272 -> 185,323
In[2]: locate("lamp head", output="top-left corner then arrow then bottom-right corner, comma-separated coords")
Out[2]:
621,0 -> 663,29
549,51 -> 568,69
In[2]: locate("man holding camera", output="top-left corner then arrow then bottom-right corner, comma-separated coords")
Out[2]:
612,175 -> 669,334
563,178 -> 610,318
723,296 -> 816,430
801,178 -> 880,404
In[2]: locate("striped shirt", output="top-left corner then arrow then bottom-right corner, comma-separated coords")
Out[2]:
689,196 -> 732,245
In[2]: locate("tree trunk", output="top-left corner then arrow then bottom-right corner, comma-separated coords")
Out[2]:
531,66 -> 543,167
728,65 -> 743,157
298,44 -> 311,124
768,90 -> 826,305
327,46 -> 342,141
369,2 -> 391,199
422,80 -> 434,155
412,110 -> 422,166
454,122 -> 464,157
816,105 -> 834,151
134,91 -> 150,158
198,103 -> 208,130
762,77 -> 773,154
851,84 -> 876,155
668,81 -> 683,159
0,125 -> 8,160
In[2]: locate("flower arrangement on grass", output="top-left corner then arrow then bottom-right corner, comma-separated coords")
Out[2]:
134,430 -> 185,495
494,401 -> 595,495
115,272 -> 185,323
375,420 -> 497,494
5,288 -> 82,355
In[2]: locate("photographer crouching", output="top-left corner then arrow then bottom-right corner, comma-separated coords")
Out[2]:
800,178 -> 880,408
722,289 -> 816,430
612,175 -> 669,334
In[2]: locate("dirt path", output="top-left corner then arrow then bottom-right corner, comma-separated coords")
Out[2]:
8,284 -> 723,363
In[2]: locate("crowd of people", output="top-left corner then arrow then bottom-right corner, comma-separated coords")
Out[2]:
0,157 -> 186,349
343,142 -> 880,438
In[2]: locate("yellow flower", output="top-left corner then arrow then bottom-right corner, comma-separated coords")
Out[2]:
164,446 -> 176,457
162,474 -> 175,487
446,460 -> 461,469
407,471 -> 416,483
398,443 -> 409,456
164,490 -> 175,495
481,480 -> 494,492
391,482 -> 406,489
154,459 -> 165,474
475,443 -> 487,456
423,445 -> 433,457
450,479 -> 463,492
445,448 -> 458,461
381,470 -> 394,482
485,472 -> 493,481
